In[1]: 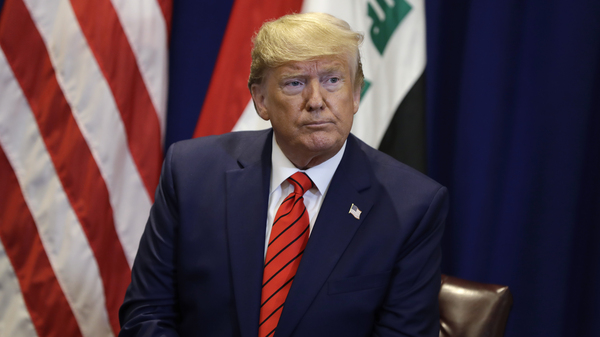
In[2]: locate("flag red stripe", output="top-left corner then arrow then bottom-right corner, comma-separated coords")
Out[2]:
193,0 -> 303,138
69,0 -> 162,198
0,145 -> 83,337
156,0 -> 173,38
0,1 -> 129,334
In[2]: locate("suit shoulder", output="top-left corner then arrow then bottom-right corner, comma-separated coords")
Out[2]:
352,135 -> 444,195
167,129 -> 271,161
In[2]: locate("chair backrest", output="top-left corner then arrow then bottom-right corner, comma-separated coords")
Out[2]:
439,274 -> 513,337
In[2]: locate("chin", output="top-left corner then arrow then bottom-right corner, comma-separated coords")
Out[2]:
303,135 -> 343,154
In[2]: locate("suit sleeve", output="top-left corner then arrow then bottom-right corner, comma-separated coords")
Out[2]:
372,186 -> 449,337
119,145 -> 181,336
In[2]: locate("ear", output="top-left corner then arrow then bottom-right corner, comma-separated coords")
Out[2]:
250,83 -> 270,121
353,85 -> 361,114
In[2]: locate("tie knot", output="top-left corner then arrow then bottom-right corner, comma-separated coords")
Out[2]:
287,172 -> 314,196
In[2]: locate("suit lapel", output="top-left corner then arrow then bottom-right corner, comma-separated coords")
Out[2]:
274,136 -> 380,337
225,130 -> 273,337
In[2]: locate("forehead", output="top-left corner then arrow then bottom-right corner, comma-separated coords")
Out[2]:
268,56 -> 353,79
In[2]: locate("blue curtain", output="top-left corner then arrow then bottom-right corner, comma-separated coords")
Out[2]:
426,1 -> 600,336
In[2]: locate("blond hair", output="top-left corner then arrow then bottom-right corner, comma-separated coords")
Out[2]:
248,12 -> 364,90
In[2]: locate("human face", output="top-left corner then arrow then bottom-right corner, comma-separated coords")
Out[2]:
251,56 -> 361,169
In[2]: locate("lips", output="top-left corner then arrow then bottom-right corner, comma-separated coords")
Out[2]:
304,120 -> 333,126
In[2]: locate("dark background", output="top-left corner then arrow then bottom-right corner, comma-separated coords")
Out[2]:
426,1 -> 600,336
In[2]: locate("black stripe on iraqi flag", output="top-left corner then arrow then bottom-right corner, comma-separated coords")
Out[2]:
378,70 -> 427,174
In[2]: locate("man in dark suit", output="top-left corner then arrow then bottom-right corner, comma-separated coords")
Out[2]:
119,12 -> 448,337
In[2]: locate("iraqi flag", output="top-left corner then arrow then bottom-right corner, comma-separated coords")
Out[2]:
193,0 -> 427,173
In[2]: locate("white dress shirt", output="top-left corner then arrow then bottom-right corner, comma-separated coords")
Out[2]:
264,135 -> 346,256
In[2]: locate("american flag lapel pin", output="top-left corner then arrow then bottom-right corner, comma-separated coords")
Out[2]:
349,203 -> 361,219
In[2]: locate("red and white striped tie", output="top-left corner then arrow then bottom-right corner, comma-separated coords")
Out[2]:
259,172 -> 314,337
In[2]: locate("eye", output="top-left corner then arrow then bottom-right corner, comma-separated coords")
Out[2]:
282,79 -> 305,94
284,79 -> 304,87
328,77 -> 340,84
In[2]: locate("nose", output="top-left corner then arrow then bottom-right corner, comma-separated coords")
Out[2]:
305,79 -> 325,112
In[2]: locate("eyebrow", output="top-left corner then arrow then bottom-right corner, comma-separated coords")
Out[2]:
279,64 -> 345,79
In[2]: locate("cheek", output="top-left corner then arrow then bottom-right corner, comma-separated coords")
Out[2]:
332,95 -> 357,119
338,102 -> 357,132
268,109 -> 295,132
271,94 -> 303,112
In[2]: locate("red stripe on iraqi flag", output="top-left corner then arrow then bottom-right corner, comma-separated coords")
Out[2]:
69,0 -> 163,198
0,145 -> 83,337
0,0 -> 130,334
193,0 -> 303,138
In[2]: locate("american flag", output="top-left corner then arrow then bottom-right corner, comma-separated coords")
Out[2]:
349,203 -> 362,220
0,0 -> 171,335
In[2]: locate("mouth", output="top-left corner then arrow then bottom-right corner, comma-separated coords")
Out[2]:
304,120 -> 333,127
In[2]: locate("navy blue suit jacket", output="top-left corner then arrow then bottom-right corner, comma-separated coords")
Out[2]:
119,129 -> 448,337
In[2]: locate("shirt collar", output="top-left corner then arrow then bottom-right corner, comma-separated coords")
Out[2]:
270,134 -> 346,195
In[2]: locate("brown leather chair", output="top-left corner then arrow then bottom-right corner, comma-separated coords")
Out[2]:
439,274 -> 513,337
